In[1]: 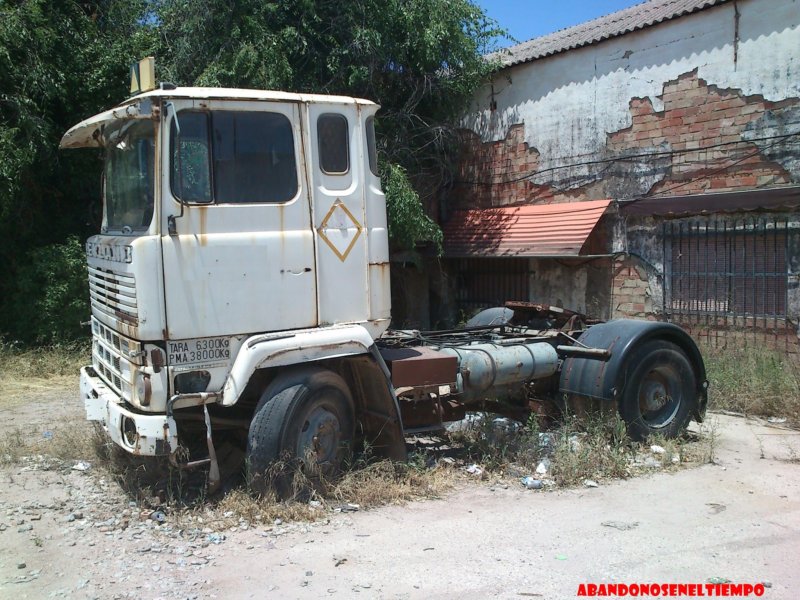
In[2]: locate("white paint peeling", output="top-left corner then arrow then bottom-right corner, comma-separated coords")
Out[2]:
464,0 -> 800,173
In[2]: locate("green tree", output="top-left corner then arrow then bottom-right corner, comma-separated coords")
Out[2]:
155,0 -> 503,251
0,0 -> 155,343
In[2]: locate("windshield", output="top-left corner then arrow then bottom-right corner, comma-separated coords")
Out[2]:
104,120 -> 156,232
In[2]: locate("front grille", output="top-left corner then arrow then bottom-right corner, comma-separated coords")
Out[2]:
91,318 -> 138,399
88,266 -> 138,324
91,318 -> 141,363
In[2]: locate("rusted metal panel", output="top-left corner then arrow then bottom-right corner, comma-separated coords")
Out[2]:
443,199 -> 611,257
379,346 -> 458,388
505,301 -> 601,328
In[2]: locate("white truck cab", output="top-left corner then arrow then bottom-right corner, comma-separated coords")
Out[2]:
63,86 -> 401,482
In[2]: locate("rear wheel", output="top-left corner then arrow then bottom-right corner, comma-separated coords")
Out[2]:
618,340 -> 695,441
247,368 -> 354,497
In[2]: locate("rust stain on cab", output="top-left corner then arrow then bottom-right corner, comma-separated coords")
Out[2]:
198,205 -> 208,246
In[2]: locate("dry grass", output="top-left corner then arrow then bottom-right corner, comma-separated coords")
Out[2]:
332,459 -> 454,505
0,418 -> 98,466
0,403 -> 711,526
198,459 -> 456,529
702,345 -> 800,425
548,416 -> 632,486
0,340 -> 88,407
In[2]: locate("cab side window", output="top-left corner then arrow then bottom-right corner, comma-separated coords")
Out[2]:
317,113 -> 349,175
171,110 -> 298,204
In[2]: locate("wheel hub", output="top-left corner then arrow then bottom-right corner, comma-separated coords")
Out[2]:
638,367 -> 681,428
642,379 -> 669,411
297,407 -> 340,467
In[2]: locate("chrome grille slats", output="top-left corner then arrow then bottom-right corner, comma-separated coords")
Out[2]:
90,317 -> 139,400
88,266 -> 138,322
91,318 -> 141,361
93,339 -> 126,395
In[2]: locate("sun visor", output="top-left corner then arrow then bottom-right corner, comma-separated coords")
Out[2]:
59,99 -> 155,149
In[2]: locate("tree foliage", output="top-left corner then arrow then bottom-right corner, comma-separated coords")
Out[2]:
154,0 -> 503,243
0,0 -> 155,342
0,0 -> 502,344
382,163 -> 443,255
9,236 -> 89,344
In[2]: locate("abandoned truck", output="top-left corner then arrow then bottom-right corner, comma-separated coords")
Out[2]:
61,80 -> 708,492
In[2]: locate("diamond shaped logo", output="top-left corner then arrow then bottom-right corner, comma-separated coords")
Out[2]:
317,199 -> 363,262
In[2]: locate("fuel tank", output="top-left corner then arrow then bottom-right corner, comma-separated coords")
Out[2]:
438,340 -> 559,402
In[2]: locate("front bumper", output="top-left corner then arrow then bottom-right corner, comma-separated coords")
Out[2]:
81,366 -> 177,455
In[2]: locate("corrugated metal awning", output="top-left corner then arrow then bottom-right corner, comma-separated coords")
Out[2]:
443,199 -> 612,258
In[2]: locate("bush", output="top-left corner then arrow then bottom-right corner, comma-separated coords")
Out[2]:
6,236 -> 89,344
382,163 -> 443,254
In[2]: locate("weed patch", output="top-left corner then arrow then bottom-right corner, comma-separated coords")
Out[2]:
0,418 -> 97,466
442,411 -> 710,487
702,346 -> 800,425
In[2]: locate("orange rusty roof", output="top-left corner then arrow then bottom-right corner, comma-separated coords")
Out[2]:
443,199 -> 612,257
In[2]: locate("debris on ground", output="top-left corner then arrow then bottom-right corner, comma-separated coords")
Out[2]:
150,510 -> 167,523
465,464 -> 483,476
521,476 -> 543,490
601,521 -> 639,531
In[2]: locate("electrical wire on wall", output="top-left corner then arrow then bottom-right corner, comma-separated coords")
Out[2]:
454,131 -> 800,209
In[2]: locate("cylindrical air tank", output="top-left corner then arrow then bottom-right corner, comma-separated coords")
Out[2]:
437,340 -> 559,403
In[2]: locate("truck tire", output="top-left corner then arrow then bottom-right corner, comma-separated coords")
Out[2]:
618,340 -> 695,441
247,368 -> 354,497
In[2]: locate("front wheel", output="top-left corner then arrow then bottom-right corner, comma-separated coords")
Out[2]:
247,368 -> 354,497
618,340 -> 696,441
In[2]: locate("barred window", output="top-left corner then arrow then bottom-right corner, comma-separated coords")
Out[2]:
663,218 -> 789,319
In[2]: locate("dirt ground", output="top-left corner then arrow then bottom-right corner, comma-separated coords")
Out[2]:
1,386 -> 799,600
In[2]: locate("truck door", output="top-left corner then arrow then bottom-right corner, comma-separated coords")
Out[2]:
161,99 -> 317,340
307,103 -> 369,325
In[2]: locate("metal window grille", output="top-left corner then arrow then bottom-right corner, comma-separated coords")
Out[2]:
451,257 -> 530,316
662,217 -> 794,351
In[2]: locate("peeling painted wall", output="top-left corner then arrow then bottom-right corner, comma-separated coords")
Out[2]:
448,0 -> 800,351
529,258 -> 612,320
459,0 -> 800,207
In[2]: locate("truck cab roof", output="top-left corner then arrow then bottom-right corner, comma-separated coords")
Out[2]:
60,87 -> 378,149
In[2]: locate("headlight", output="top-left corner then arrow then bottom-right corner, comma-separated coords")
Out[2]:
134,372 -> 152,406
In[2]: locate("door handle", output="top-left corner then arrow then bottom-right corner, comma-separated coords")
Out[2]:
281,267 -> 312,275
